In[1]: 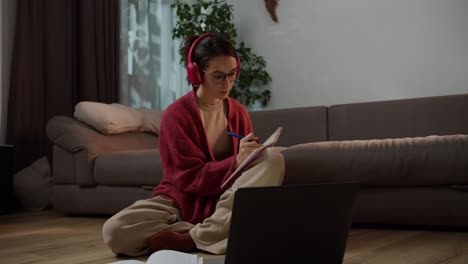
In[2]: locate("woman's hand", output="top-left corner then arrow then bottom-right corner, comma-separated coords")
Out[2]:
235,133 -> 261,168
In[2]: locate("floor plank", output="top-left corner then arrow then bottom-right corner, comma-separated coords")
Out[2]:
1,211 -> 468,263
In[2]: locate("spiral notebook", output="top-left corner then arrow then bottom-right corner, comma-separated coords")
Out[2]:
221,127 -> 283,189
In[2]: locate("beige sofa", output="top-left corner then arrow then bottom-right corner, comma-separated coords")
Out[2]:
46,93 -> 468,227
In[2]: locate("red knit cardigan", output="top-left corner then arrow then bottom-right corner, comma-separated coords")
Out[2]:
152,90 -> 253,224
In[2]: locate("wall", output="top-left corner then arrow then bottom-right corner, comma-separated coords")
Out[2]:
0,0 -> 15,144
229,0 -> 468,109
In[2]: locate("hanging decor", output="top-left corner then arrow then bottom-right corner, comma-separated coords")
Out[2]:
264,0 -> 279,23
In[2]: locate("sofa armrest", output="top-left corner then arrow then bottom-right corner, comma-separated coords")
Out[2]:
282,134 -> 468,187
47,116 -> 158,159
47,116 -> 158,186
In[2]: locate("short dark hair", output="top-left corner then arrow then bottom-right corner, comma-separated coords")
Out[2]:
180,33 -> 237,71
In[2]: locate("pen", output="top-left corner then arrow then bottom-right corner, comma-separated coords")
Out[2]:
228,132 -> 262,144
227,132 -> 244,139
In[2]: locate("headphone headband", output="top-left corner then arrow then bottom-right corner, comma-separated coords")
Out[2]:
186,33 -> 241,86
187,33 -> 215,69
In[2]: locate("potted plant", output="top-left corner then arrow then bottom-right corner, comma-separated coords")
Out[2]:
171,0 -> 272,107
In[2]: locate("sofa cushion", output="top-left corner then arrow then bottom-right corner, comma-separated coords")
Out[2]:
328,94 -> 468,140
250,106 -> 328,146
94,149 -> 163,187
352,187 -> 468,227
74,101 -> 143,134
282,134 -> 468,187
47,116 -> 159,161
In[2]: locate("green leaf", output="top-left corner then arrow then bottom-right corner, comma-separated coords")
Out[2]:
173,0 -> 271,107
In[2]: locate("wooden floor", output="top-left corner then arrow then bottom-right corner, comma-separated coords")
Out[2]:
1,211 -> 468,264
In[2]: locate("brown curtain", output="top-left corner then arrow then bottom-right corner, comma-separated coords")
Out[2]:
6,0 -> 120,173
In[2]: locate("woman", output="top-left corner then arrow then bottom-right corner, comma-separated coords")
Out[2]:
102,33 -> 284,256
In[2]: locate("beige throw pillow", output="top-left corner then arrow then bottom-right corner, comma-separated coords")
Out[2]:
74,101 -> 143,134
139,108 -> 163,136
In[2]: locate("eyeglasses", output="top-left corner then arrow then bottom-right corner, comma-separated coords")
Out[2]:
203,70 -> 238,84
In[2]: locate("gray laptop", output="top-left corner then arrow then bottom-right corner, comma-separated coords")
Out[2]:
224,182 -> 359,264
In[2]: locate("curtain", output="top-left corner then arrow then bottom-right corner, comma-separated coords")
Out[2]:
6,0 -> 120,172
119,0 -> 187,110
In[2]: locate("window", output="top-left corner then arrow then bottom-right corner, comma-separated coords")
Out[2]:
119,0 -> 188,110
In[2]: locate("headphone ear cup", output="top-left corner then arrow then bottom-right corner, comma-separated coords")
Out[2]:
187,62 -> 202,86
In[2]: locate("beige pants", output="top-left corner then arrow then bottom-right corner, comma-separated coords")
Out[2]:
102,147 -> 285,256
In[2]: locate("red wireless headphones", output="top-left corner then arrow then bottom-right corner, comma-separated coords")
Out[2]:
186,33 -> 241,86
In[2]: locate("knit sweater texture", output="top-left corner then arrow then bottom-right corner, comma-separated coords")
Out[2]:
152,90 -> 253,224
